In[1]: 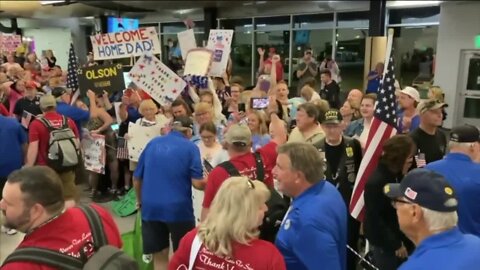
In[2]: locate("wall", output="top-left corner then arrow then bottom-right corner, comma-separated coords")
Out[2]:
1,18 -> 90,68
434,2 -> 480,128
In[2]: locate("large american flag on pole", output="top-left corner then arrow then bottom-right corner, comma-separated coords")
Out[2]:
349,30 -> 398,221
66,43 -> 80,104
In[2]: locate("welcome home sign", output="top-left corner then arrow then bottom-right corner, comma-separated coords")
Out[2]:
90,27 -> 161,60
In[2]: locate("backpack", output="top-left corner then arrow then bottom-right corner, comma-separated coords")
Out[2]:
217,152 -> 289,243
39,116 -> 80,172
2,205 -> 139,270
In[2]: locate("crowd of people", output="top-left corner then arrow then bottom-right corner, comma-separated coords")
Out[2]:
0,43 -> 480,270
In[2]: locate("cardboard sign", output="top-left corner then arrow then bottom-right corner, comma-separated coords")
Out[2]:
0,34 -> 22,54
77,64 -> 125,95
177,29 -> 197,60
82,133 -> 106,174
206,30 -> 233,77
90,27 -> 161,60
111,188 -> 137,217
127,122 -> 160,162
129,53 -> 186,106
183,48 -> 213,77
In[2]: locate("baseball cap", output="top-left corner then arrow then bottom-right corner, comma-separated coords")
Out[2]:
384,168 -> 458,212
321,109 -> 343,125
417,99 -> 448,114
449,125 -> 480,143
39,94 -> 57,109
400,86 -> 420,102
51,87 -> 67,98
172,116 -> 193,131
224,124 -> 252,146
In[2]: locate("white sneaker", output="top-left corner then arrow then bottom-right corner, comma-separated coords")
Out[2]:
1,225 -> 17,235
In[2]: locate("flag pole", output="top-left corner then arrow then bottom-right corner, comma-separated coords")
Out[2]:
381,28 -> 395,80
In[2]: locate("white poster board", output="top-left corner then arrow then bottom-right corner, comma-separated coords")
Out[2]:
113,102 -> 122,123
206,30 -> 233,77
177,29 -> 197,60
82,133 -> 106,174
129,53 -> 186,106
127,122 -> 160,162
90,27 -> 161,60
183,48 -> 213,77
0,34 -> 22,54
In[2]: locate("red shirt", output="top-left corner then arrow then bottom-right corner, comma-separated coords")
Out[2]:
0,103 -> 9,116
168,228 -> 286,270
2,204 -> 122,270
203,142 -> 277,208
28,111 -> 79,165
264,58 -> 284,82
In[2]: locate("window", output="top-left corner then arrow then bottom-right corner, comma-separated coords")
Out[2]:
388,7 -> 440,96
160,21 -> 204,63
336,11 -> 369,93
291,14 -> 334,93
254,16 -> 290,85
219,18 -> 253,86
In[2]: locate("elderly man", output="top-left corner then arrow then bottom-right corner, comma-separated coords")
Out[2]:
274,142 -> 347,270
384,168 -> 480,269
346,89 -> 363,108
426,125 -> 480,236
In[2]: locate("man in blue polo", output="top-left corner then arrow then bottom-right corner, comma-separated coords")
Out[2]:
426,125 -> 480,237
384,168 -> 480,270
133,116 -> 204,270
51,87 -> 99,134
273,142 -> 347,270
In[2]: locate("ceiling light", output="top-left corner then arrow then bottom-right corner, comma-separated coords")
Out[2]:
40,0 -> 66,5
355,35 -> 360,39
257,24 -> 266,27
387,1 -> 442,8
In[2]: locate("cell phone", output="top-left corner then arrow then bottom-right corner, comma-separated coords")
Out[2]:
238,103 -> 246,113
111,123 -> 119,131
204,159 -> 214,173
251,97 -> 269,110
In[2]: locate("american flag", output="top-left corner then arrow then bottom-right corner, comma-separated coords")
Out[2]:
66,43 -> 79,92
349,36 -> 398,221
116,137 -> 129,160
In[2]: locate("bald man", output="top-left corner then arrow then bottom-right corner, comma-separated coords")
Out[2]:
347,89 -> 363,107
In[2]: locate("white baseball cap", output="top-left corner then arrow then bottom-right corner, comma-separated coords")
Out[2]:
400,86 -> 420,102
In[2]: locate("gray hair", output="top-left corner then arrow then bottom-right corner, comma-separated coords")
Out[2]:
277,142 -> 325,184
448,141 -> 476,150
421,206 -> 458,232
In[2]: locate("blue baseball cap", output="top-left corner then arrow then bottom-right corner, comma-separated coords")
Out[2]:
384,168 -> 458,212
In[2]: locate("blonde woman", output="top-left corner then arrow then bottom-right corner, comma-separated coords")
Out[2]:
169,177 -> 286,270
247,110 -> 271,151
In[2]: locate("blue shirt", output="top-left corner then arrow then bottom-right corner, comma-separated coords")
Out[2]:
426,153 -> 480,237
127,106 -> 142,123
397,112 -> 420,134
252,134 -> 271,151
275,181 -> 347,270
0,116 -> 27,177
366,70 -> 381,94
399,227 -> 480,270
56,101 -> 90,134
134,131 -> 203,222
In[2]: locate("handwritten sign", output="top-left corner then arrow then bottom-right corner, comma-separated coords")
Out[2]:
0,34 -> 22,54
206,30 -> 233,77
77,64 -> 125,95
82,133 -> 106,174
129,53 -> 186,106
177,29 -> 197,60
183,48 -> 213,77
127,122 -> 160,162
90,27 -> 161,60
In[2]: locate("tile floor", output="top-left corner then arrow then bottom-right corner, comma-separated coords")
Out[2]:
0,185 -> 136,264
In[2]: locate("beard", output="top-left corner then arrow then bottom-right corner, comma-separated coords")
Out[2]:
2,208 -> 31,233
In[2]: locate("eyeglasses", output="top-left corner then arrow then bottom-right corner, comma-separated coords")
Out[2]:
200,135 -> 215,140
247,179 -> 255,190
391,198 -> 413,209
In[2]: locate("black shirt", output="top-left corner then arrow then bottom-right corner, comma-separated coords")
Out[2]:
410,127 -> 447,165
325,142 -> 343,177
320,80 -> 340,109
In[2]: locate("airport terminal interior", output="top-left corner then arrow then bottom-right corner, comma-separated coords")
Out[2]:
1,0 -> 480,269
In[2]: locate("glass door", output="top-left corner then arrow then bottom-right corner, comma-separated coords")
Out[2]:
457,50 -> 480,126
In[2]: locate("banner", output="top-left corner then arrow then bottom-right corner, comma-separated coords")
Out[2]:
177,29 -> 197,60
127,122 -> 160,162
77,64 -> 125,95
82,133 -> 106,174
183,48 -> 213,77
206,30 -> 233,77
129,53 -> 186,106
90,27 -> 161,60
0,34 -> 22,54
